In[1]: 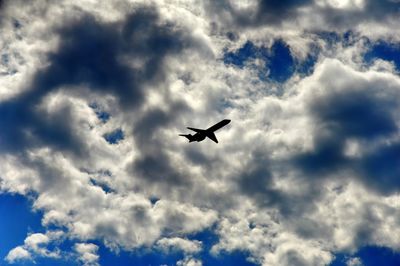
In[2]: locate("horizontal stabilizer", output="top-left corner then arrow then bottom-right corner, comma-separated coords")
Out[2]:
179,134 -> 193,142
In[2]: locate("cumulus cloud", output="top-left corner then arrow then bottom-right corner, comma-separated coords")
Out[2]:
347,257 -> 363,266
1,0 -> 400,266
156,237 -> 202,254
75,243 -> 100,266
5,246 -> 31,263
176,256 -> 203,266
204,0 -> 312,27
5,231 -> 62,263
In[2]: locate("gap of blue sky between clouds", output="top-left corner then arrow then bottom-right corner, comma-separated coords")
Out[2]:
223,39 -> 317,82
364,41 -> 400,70
330,246 -> 400,266
103,128 -> 124,144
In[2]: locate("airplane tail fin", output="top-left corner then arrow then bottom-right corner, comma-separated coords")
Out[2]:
205,132 -> 218,143
179,134 -> 194,142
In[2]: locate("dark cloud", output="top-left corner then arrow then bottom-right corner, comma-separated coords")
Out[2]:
206,0 -> 312,27
40,14 -> 141,108
359,142 -> 400,195
292,85 -> 400,195
293,132 -> 349,175
293,217 -> 332,240
363,0 -> 400,19
131,103 -> 192,192
39,8 -> 189,109
0,0 -> 5,18
18,154 -> 76,194
236,152 -> 279,205
312,90 -> 397,139
256,0 -> 311,24
206,0 -> 400,33
133,108 -> 176,143
318,0 -> 400,29
234,151 -> 321,217
0,96 -> 87,156
134,153 -> 190,188
353,205 -> 381,247
0,7 -> 196,157
283,250 -> 308,266
184,148 -> 211,165
294,89 -> 396,175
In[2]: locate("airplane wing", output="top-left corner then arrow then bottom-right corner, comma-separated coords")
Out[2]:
206,119 -> 231,132
187,127 -> 205,133
206,132 -> 218,143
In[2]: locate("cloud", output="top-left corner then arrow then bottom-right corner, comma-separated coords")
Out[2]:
204,0 -> 312,27
202,0 -> 400,44
206,58 -> 400,264
75,243 -> 100,266
5,231 -> 62,263
176,256 -> 203,266
316,0 -> 400,28
347,257 -> 363,266
292,59 -> 400,194
156,237 -> 202,254
0,5 -> 203,157
5,246 -> 31,263
1,1 -> 400,266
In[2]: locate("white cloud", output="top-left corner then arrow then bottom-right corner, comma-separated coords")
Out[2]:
75,243 -> 100,266
316,0 -> 365,9
2,1 -> 400,266
347,257 -> 363,266
5,246 -> 31,263
5,231 -> 62,263
156,237 -> 202,254
176,257 -> 203,266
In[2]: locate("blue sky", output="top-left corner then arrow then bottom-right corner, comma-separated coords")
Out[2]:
1,1 -> 400,266
0,196 -> 257,266
2,192 -> 400,265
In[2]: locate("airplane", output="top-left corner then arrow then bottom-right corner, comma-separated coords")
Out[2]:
179,119 -> 231,143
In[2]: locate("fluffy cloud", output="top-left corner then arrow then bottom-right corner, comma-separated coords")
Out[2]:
156,237 -> 202,254
203,0 -> 400,40
5,247 -> 31,263
1,0 -> 400,266
176,257 -> 203,266
75,243 -> 100,266
5,231 -> 62,263
347,257 -> 363,266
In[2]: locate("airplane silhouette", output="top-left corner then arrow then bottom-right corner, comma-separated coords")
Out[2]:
179,119 -> 231,143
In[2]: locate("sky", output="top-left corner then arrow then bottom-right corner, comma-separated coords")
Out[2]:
1,0 -> 400,265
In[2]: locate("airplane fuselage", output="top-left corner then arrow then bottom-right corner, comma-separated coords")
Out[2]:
180,119 -> 231,144
187,133 -> 206,142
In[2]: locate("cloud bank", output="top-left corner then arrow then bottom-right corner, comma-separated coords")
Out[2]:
1,0 -> 400,265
